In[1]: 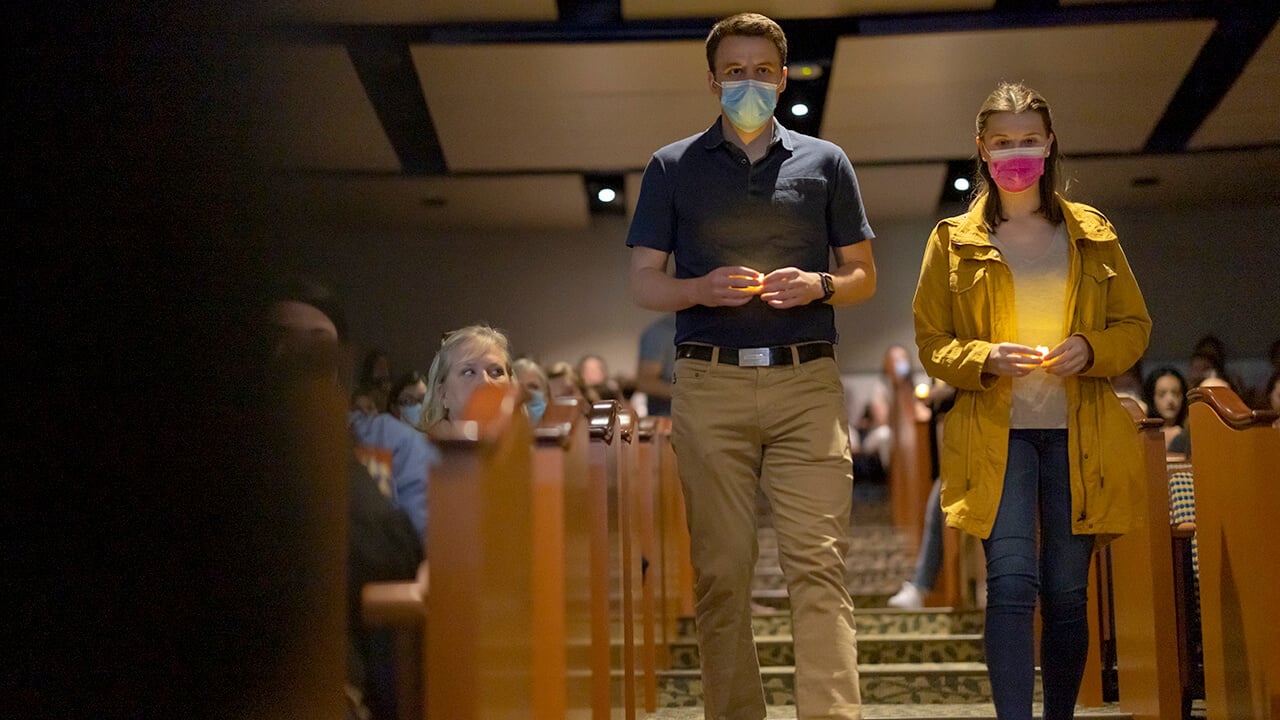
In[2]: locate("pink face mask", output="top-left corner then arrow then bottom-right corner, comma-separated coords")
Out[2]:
986,146 -> 1048,193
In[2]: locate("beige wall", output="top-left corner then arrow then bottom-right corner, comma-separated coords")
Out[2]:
266,202 -> 1280,381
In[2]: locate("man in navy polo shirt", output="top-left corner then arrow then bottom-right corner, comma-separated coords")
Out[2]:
626,12 -> 876,720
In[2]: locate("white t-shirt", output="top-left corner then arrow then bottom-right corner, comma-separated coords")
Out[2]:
991,223 -> 1069,429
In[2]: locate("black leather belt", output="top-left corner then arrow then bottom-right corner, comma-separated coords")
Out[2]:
676,342 -> 835,367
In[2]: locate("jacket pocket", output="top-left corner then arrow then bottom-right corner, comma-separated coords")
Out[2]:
948,259 -> 988,341
1078,253 -> 1117,330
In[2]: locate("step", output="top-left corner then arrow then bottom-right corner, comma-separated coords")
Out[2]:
645,703 -> 1132,719
667,633 -> 984,668
752,587 -> 897,609
752,567 -> 918,591
658,662 -> 1031,706
677,608 -> 984,637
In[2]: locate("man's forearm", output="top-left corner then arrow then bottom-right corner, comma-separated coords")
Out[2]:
630,266 -> 694,312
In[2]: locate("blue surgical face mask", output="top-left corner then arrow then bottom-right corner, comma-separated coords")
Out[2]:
715,79 -> 779,133
398,402 -> 423,428
894,357 -> 911,379
526,390 -> 547,426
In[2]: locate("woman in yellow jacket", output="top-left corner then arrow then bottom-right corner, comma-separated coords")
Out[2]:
912,82 -> 1150,720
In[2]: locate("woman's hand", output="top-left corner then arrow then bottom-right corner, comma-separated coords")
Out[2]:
983,343 -> 1044,377
1042,335 -> 1093,377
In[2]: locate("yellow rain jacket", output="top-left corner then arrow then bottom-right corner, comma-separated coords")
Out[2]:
912,194 -> 1151,541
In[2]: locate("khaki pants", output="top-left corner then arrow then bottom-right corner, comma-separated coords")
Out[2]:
671,352 -> 861,720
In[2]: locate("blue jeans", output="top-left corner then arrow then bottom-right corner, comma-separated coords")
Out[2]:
983,429 -> 1094,720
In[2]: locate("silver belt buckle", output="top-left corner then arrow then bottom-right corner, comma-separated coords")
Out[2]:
739,347 -> 770,367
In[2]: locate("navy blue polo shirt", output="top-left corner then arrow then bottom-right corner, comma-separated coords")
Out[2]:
626,118 -> 874,348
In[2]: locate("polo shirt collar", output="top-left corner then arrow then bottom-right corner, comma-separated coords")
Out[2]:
701,116 -> 792,152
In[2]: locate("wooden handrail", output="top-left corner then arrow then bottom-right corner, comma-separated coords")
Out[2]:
637,416 -> 657,441
1186,386 -> 1279,429
362,579 -> 427,627
536,397 -> 583,448
427,382 -> 521,447
589,400 -> 619,443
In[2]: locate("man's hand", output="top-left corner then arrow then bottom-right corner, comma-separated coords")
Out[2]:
690,266 -> 763,307
1041,335 -> 1092,377
758,267 -> 822,309
983,343 -> 1044,377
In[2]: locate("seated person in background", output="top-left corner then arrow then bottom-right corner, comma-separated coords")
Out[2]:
1110,359 -> 1146,413
352,349 -> 393,416
546,361 -> 588,405
350,396 -> 433,540
512,357 -> 549,424
1267,369 -> 1280,414
1173,371 -> 1235,457
577,353 -> 633,413
887,379 -> 957,609
635,313 -> 677,417
1143,366 -> 1188,451
420,325 -> 513,434
386,371 -> 426,427
267,278 -> 421,720
861,380 -> 892,474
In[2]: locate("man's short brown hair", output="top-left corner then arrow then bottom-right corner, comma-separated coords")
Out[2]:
706,13 -> 787,72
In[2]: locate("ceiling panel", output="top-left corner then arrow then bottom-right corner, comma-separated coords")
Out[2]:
274,174 -> 590,231
823,20 -> 1215,163
266,0 -> 557,24
623,0 -> 991,20
1190,24 -> 1280,149
413,41 -> 716,172
1065,149 -> 1280,210
250,45 -> 401,172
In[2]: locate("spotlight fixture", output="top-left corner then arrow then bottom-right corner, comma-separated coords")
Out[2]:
939,159 -> 975,207
791,103 -> 809,117
584,173 -> 626,216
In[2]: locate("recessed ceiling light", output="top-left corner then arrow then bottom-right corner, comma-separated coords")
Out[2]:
952,177 -> 971,192
791,103 -> 809,117
791,63 -> 824,80
597,187 -> 617,203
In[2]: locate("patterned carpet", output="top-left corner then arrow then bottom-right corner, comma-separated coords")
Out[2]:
645,702 -> 1132,719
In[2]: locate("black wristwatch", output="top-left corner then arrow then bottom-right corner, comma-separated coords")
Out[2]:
818,272 -> 835,303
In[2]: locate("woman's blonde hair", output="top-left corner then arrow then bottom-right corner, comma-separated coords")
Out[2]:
420,324 -> 512,430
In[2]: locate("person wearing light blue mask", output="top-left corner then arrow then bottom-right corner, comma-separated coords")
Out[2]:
513,357 -> 550,426
713,78 -> 779,135
627,12 -> 877,720
388,371 -> 428,428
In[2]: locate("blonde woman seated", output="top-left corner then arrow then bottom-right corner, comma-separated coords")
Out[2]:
418,325 -> 513,435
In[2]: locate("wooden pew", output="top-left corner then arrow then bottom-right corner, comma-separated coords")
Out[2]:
419,385 -> 598,720
885,350 -> 932,557
587,400 -> 640,720
1101,397 -> 1183,719
1186,386 -> 1280,720
883,355 -> 970,609
633,417 -> 661,712
534,397 -> 594,719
